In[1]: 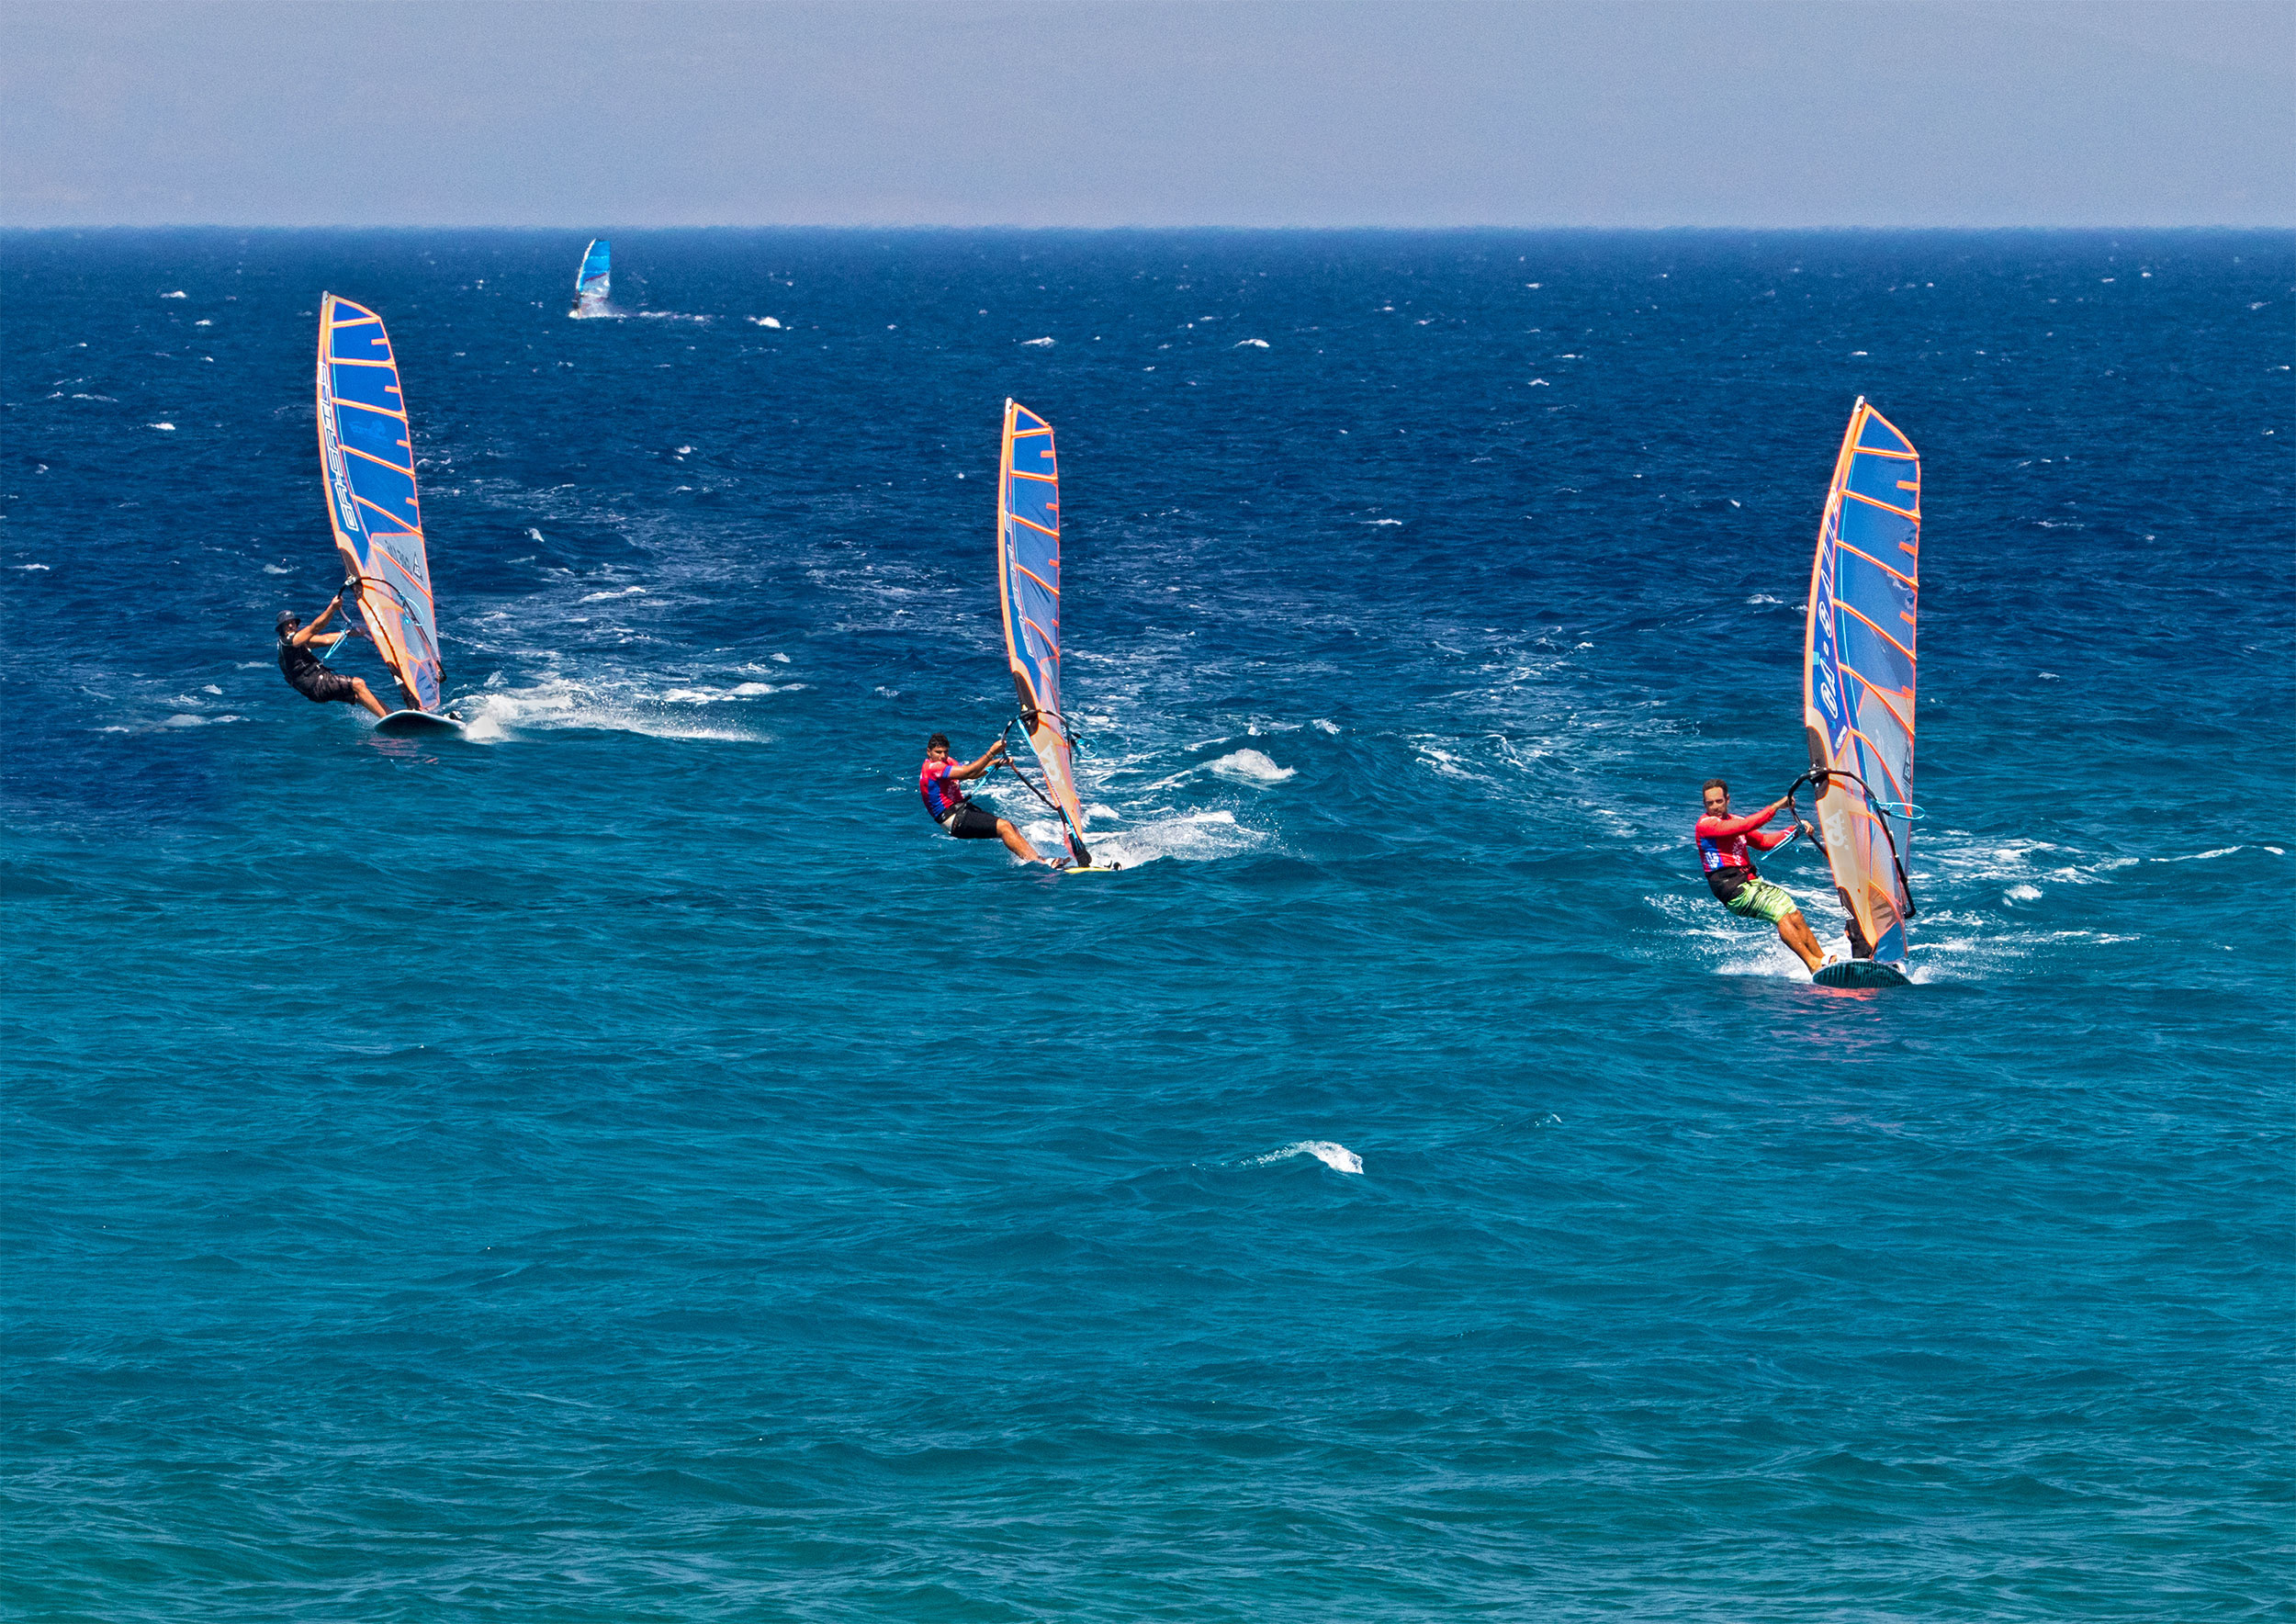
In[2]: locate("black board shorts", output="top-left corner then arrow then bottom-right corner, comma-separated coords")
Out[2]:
940,803 -> 1005,840
288,667 -> 359,705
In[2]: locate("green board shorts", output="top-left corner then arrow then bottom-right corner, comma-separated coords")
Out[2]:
1724,876 -> 1801,925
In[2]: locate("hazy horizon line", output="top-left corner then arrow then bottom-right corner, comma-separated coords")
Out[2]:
8,222 -> 2291,235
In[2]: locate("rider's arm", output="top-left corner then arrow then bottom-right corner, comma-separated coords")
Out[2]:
287,595 -> 343,647
1746,825 -> 1797,852
1695,799 -> 1785,840
955,742 -> 1007,781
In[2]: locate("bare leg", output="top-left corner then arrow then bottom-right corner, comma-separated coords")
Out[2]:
346,677 -> 388,719
995,818 -> 1047,864
1777,909 -> 1829,973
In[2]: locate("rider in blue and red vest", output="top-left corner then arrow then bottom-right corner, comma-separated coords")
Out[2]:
1694,777 -> 1831,972
919,733 -> 1052,865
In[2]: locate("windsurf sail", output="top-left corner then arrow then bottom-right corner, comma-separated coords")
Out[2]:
315,293 -> 443,714
572,238 -> 611,312
996,399 -> 1092,865
1803,397 -> 1920,967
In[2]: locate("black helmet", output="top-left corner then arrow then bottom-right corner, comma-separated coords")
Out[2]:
276,609 -> 298,632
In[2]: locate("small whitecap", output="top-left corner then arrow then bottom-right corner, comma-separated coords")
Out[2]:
1746,593 -> 1783,606
771,652 -> 790,663
730,682 -> 779,696
675,445 -> 694,455
1233,338 -> 1269,348
150,422 -> 175,431
525,527 -> 545,542
263,563 -> 289,574
2005,884 -> 2043,901
2038,671 -> 2060,680
1363,518 -> 1403,526
202,684 -> 221,695
1210,748 -> 1295,784
1527,378 -> 1548,386
162,289 -> 186,299
194,319 -> 212,327
15,563 -> 51,570
1312,718 -> 1340,735
1248,1141 -> 1363,1175
1020,336 -> 1054,346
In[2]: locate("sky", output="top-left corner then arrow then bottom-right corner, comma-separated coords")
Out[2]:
3,0 -> 2290,228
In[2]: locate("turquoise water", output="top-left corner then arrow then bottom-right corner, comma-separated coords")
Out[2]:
4,230 -> 2291,1618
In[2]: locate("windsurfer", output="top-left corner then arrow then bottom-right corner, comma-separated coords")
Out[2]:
1694,778 -> 1830,972
276,599 -> 388,718
919,733 -> 1051,864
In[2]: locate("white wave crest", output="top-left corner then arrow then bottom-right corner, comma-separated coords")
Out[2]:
1209,748 -> 1294,784
456,679 -> 763,744
1020,809 -> 1261,869
1247,1141 -> 1364,1175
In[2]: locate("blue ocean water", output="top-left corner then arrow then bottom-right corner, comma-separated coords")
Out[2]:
3,229 -> 2290,1619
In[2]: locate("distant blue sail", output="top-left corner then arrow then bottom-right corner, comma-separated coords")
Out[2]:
573,239 -> 611,312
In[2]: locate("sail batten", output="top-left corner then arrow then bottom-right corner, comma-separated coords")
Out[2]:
996,399 -> 1091,864
1803,397 -> 1919,968
316,292 -> 442,714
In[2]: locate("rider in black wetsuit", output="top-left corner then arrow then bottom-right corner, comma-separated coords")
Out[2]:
277,597 -> 388,718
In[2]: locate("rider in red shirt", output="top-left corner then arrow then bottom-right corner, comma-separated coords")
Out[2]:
918,733 -> 1052,865
1695,777 -> 1830,972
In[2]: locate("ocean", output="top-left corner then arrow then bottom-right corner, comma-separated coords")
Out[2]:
3,228 -> 2290,1618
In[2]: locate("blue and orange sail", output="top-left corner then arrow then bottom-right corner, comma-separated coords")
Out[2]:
315,293 -> 442,714
1803,398 -> 1920,967
572,239 -> 611,314
996,399 -> 1092,865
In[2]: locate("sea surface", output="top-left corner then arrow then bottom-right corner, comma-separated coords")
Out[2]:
3,229 -> 2290,1619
